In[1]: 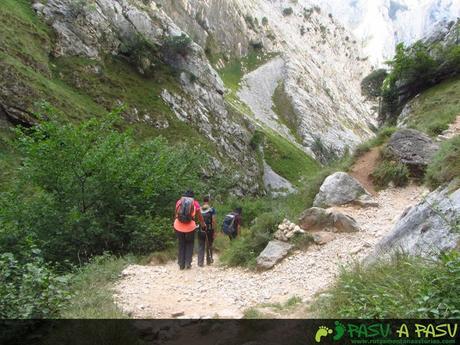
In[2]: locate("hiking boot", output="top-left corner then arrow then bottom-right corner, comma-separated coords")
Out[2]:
185,264 -> 192,269
179,265 -> 185,270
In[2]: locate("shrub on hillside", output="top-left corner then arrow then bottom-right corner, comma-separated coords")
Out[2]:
0,252 -> 70,318
163,34 -> 193,59
425,135 -> 460,189
371,159 -> 409,189
220,212 -> 282,268
0,111 -> 204,264
361,69 -> 388,98
312,251 -> 460,318
282,7 -> 293,16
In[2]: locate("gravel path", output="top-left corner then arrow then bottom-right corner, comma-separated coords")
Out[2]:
113,185 -> 427,319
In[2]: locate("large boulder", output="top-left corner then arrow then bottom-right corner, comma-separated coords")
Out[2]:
386,129 -> 439,176
298,207 -> 360,233
369,184 -> 460,260
313,172 -> 372,208
256,240 -> 293,270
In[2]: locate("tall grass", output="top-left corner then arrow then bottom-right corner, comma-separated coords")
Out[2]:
312,251 -> 460,318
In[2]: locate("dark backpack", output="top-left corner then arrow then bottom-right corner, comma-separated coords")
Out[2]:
201,206 -> 214,231
222,213 -> 237,235
177,197 -> 194,223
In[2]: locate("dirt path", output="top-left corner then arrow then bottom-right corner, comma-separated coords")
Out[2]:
437,114 -> 460,141
349,147 -> 380,195
113,184 -> 427,319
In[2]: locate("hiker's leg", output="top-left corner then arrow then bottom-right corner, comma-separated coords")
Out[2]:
207,230 -> 214,264
197,232 -> 205,267
176,230 -> 186,269
184,231 -> 195,268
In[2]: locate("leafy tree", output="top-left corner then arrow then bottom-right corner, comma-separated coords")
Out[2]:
0,111 -> 205,263
361,69 -> 388,98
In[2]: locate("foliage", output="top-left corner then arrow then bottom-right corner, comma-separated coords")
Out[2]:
371,159 -> 409,189
0,251 -> 70,318
312,251 -> 460,318
361,69 -> 388,98
60,254 -> 142,318
119,33 -> 158,76
381,29 -> 460,123
220,212 -> 282,268
263,131 -> 320,187
404,77 -> 460,136
0,112 -> 204,264
282,7 -> 294,16
352,126 -> 397,158
425,135 -> 460,189
163,34 -> 193,59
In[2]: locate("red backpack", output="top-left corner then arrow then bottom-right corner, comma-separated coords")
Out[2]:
176,197 -> 194,223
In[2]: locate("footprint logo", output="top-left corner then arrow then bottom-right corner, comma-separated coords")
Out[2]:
333,321 -> 346,341
315,326 -> 333,343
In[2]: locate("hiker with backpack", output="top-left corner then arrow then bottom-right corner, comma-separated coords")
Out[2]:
222,207 -> 242,240
174,190 -> 206,270
197,196 -> 216,267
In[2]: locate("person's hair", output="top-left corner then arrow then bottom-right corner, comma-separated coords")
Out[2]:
234,207 -> 242,215
184,190 -> 194,198
203,196 -> 210,203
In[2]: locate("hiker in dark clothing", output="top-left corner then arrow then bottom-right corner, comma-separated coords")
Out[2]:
174,190 -> 206,270
197,196 -> 216,267
222,207 -> 242,240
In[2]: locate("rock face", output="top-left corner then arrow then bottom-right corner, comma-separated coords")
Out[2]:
298,207 -> 360,233
386,129 -> 439,176
313,172 -> 372,208
256,240 -> 293,270
158,0 -> 377,159
370,184 -> 460,259
263,162 -> 296,197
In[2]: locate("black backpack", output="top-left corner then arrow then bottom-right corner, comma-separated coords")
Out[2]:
201,206 -> 214,231
177,197 -> 194,223
222,213 -> 237,235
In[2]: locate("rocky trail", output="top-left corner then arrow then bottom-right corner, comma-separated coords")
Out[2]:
113,186 -> 427,319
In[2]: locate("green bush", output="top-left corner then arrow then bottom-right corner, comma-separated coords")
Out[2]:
0,252 -> 70,318
312,251 -> 460,318
220,212 -> 282,268
353,126 -> 397,158
425,135 -> 460,189
371,159 -> 409,189
361,69 -> 388,98
163,34 -> 193,59
0,112 -> 204,264
282,7 -> 293,16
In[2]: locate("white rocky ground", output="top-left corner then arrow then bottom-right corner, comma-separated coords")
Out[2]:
113,184 -> 427,319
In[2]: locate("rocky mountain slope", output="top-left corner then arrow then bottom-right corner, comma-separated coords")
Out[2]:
1,0 -> 378,194
312,0 -> 460,64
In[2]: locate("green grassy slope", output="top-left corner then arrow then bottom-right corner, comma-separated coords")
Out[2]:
405,76 -> 460,136
0,0 -> 226,171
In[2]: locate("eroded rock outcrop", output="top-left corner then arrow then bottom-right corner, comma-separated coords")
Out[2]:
256,240 -> 293,270
298,207 -> 360,233
369,184 -> 460,260
386,129 -> 439,177
313,172 -> 373,208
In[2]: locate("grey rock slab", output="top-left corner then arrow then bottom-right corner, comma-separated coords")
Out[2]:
386,129 -> 439,176
256,240 -> 293,270
313,172 -> 371,207
368,184 -> 460,260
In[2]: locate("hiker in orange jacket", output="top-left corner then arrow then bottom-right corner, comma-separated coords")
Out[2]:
174,190 -> 206,270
